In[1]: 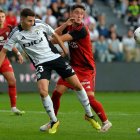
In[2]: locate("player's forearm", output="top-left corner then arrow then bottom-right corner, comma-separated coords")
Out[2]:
50,38 -> 57,44
0,48 -> 7,67
12,47 -> 21,56
53,33 -> 68,56
55,23 -> 67,35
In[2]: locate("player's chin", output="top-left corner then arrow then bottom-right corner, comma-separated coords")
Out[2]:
75,21 -> 82,25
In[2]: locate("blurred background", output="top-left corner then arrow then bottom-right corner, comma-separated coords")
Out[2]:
1,0 -> 140,92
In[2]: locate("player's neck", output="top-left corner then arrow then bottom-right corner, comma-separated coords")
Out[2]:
73,22 -> 81,27
0,23 -> 4,28
21,23 -> 31,31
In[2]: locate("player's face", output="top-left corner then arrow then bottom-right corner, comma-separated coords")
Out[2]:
21,16 -> 35,30
71,8 -> 85,24
0,12 -> 5,26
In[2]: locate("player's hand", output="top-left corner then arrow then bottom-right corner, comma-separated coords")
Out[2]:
17,55 -> 24,64
66,18 -> 75,26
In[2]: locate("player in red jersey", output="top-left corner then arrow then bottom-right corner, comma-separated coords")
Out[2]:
51,4 -> 112,132
0,9 -> 24,115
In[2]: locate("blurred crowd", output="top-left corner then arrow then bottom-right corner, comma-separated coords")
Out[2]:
0,0 -> 140,63
103,0 -> 140,29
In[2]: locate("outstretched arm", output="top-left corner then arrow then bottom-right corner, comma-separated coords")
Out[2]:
0,48 -> 7,67
52,33 -> 69,56
12,47 -> 24,64
51,33 -> 73,44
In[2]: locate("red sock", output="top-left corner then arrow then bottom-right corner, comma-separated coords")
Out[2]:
8,85 -> 17,107
88,95 -> 107,122
51,90 -> 62,116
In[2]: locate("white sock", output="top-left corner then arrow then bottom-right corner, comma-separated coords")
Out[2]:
41,95 -> 57,122
75,88 -> 93,117
103,120 -> 109,124
11,107 -> 17,112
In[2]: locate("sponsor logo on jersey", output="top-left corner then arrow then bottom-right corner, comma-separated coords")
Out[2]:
81,81 -> 90,85
23,37 -> 43,47
68,41 -> 78,48
34,29 -> 40,35
21,36 -> 26,40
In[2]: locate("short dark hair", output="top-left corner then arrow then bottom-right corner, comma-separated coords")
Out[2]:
20,8 -> 35,17
0,9 -> 5,14
71,4 -> 86,11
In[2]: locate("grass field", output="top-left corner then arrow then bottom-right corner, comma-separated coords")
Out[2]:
0,92 -> 140,140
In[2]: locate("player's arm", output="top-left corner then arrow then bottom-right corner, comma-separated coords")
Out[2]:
12,47 -> 24,64
52,32 -> 69,56
37,20 -> 69,56
0,29 -> 19,67
41,21 -> 69,56
2,30 -> 18,63
0,48 -> 7,67
52,26 -> 87,43
55,18 -> 75,35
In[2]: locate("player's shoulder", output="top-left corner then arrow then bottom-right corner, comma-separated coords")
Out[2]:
35,19 -> 42,24
8,26 -> 20,38
75,23 -> 86,31
35,19 -> 49,27
72,23 -> 88,37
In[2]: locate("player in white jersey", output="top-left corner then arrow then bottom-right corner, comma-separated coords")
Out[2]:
0,8 -> 101,134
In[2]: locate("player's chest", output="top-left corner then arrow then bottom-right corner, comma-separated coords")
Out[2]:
18,29 -> 45,45
0,28 -> 10,40
21,28 -> 44,39
17,30 -> 44,43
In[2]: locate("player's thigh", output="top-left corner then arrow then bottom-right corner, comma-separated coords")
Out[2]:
55,77 -> 73,93
37,79 -> 50,97
65,74 -> 83,90
0,58 -> 14,73
53,57 -> 75,79
74,68 -> 96,92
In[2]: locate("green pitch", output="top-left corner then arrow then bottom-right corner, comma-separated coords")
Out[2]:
0,92 -> 140,140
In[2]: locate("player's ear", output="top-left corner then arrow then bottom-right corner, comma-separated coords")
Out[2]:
20,17 -> 23,22
20,16 -> 25,23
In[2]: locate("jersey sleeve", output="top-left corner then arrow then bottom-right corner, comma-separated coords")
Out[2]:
35,19 -> 55,36
45,24 -> 55,36
4,30 -> 17,51
69,26 -> 87,40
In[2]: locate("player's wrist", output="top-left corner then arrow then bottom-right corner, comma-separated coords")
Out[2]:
64,22 -> 68,27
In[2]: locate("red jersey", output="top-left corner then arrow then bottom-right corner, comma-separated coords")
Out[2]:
0,25 -> 12,51
5,15 -> 17,27
64,23 -> 95,70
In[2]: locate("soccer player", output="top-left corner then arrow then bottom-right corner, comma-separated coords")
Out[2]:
0,9 -> 24,115
51,4 -> 112,132
0,8 -> 101,134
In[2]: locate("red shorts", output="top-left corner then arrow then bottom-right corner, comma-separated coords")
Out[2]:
57,66 -> 96,92
0,57 -> 14,73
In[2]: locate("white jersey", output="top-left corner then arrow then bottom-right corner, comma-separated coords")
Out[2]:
4,19 -> 61,66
